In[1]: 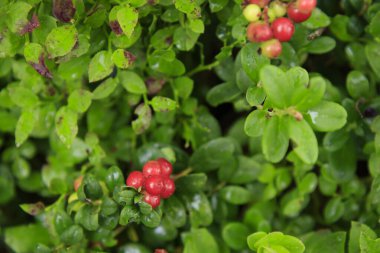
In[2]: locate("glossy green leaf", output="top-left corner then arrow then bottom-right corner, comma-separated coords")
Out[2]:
183,228 -> 219,253
244,110 -> 267,137
173,27 -> 200,51
220,186 -> 251,205
120,71 -> 147,94
6,2 -> 32,33
307,37 -> 336,54
262,116 -> 289,163
206,82 -> 241,107
174,76 -> 194,99
346,70 -> 369,98
209,0 -> 228,12
8,86 -> 39,108
241,43 -> 270,83
117,5 -> 138,37
150,96 -> 177,112
293,76 -> 326,111
183,192 -> 213,228
55,106 -> 78,148
15,109 -> 36,147
92,78 -> 118,100
306,101 -> 347,132
287,117 -> 318,164
75,205 -> 99,231
365,42 -> 380,78
68,89 -> 93,113
24,43 -> 43,63
302,8 -> 330,29
222,222 -> 249,250
112,49 -> 134,69
88,51 -> 114,83
45,25 -> 78,58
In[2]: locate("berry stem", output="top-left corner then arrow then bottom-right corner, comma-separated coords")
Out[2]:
172,167 -> 193,180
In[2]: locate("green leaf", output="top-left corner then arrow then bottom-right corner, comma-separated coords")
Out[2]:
117,5 -> 138,37
293,76 -> 326,111
183,228 -> 219,253
306,37 -> 336,54
220,186 -> 251,205
287,117 -> 318,164
45,25 -> 78,58
298,173 -> 318,195
365,42 -> 380,78
150,96 -> 177,112
302,8 -> 330,29
176,173 -> 207,193
164,196 -> 187,228
369,12 -> 380,39
244,110 -> 267,137
190,137 -> 235,172
15,109 -> 36,147
306,101 -> 347,132
112,49 -> 134,69
19,202 -> 44,216
303,231 -> 346,253
209,0 -> 228,12
261,65 -> 293,109
75,205 -> 99,231
6,1 -> 32,34
60,225 -> 84,245
246,87 -> 266,107
8,86 -> 39,108
119,205 -> 140,225
241,43 -> 270,83
222,222 -> 250,250
262,116 -> 289,163
229,156 -> 262,184
174,0 -> 201,16
329,15 -> 354,42
173,27 -> 200,51
247,232 -> 267,250
183,192 -> 213,228
105,166 -> 125,191
68,89 -> 93,113
173,76 -> 194,99
24,43 -> 43,63
346,70 -> 369,99
206,82 -> 241,107
92,78 -> 118,100
5,224 -> 51,253
55,106 -> 78,148
120,71 -> 147,94
141,210 -> 161,228
88,51 -> 114,83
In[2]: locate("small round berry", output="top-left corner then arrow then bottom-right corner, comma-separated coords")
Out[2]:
161,178 -> 176,199
247,22 -> 273,42
145,175 -> 164,195
296,0 -> 317,13
287,3 -> 312,23
243,4 -> 262,22
269,0 -> 287,17
126,171 -> 144,189
249,0 -> 270,8
157,158 -> 173,178
271,17 -> 294,42
74,176 -> 83,192
143,192 -> 161,208
261,39 -> 282,58
154,249 -> 168,253
143,160 -> 161,177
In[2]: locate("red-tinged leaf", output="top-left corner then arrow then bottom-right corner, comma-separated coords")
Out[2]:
53,0 -> 76,23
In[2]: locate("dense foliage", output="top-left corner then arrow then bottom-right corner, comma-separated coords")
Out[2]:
1,0 -> 380,252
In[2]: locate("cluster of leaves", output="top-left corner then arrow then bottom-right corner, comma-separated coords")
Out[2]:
1,0 -> 380,252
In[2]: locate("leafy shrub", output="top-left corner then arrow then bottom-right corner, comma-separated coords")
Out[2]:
1,0 -> 380,252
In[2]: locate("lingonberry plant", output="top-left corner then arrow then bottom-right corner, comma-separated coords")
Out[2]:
1,0 -> 380,252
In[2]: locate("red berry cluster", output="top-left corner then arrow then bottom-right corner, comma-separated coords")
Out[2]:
126,158 -> 175,209
243,0 -> 317,58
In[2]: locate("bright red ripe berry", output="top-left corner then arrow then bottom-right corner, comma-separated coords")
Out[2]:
143,160 -> 161,177
261,39 -> 282,58
271,17 -> 294,42
143,192 -> 161,208
296,0 -> 317,13
126,171 -> 144,189
161,178 -> 175,199
249,0 -> 270,8
247,22 -> 273,42
157,158 -> 173,178
287,3 -> 312,23
145,175 -> 164,195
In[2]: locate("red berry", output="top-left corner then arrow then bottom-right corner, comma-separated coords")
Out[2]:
287,3 -> 312,23
161,178 -> 175,199
249,0 -> 270,8
271,17 -> 294,42
145,175 -> 164,195
143,192 -> 161,208
296,0 -> 317,13
154,250 -> 168,253
126,171 -> 144,189
261,39 -> 282,58
157,158 -> 173,178
74,175 -> 83,192
247,22 -> 273,42
143,160 -> 161,177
